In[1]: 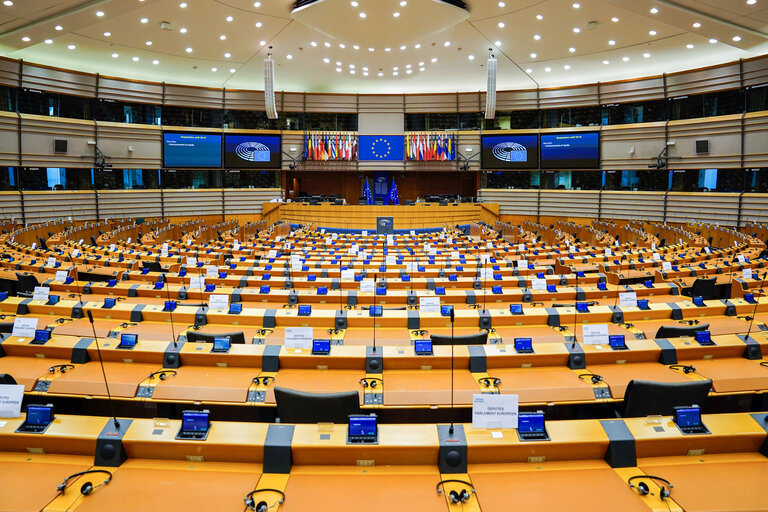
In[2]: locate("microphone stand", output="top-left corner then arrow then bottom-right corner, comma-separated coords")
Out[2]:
449,307 -> 455,435
743,272 -> 767,342
164,278 -> 178,348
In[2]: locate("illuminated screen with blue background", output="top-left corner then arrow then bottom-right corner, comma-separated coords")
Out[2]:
481,135 -> 538,169
514,337 -> 532,351
675,407 -> 701,427
312,339 -> 330,353
163,133 -> 222,168
224,134 -> 281,169
518,413 -> 545,432
182,411 -> 209,432
213,337 -> 230,351
415,339 -> 433,354
359,135 -> 405,161
120,333 -> 137,347
349,415 -> 377,436
27,405 -> 52,425
540,132 -> 600,169
609,335 -> 626,348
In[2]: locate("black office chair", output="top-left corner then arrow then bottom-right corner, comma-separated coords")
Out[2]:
0,374 -> 16,384
430,332 -> 488,345
358,197 -> 367,205
274,387 -> 360,423
655,323 -> 709,339
621,379 -> 712,417
682,278 -> 716,300
404,199 -> 415,206
334,199 -> 344,205
14,273 -> 39,297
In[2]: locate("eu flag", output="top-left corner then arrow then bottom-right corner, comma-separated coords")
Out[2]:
359,135 -> 405,161
362,178 -> 373,205
389,177 -> 400,205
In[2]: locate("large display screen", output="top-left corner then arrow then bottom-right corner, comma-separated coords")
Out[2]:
540,132 -> 600,169
224,134 -> 281,169
163,132 -> 222,168
481,135 -> 538,169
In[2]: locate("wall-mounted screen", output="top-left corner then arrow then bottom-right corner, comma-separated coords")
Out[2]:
163,132 -> 222,168
224,134 -> 281,169
481,135 -> 538,169
540,132 -> 600,169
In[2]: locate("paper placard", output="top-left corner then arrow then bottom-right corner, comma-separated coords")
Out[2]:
517,259 -> 528,268
0,384 -> 24,418
186,256 -> 197,266
518,244 -> 525,252
233,242 -> 240,251
479,268 -> 494,279
161,248 -> 169,258
46,257 -> 56,267
267,250 -> 277,259
110,244 -> 117,253
208,294 -> 229,310
737,254 -> 746,263
662,261 -> 672,271
32,286 -> 50,302
341,269 -> 354,280
12,317 -> 38,338
619,291 -> 638,308
72,249 -> 80,258
78,239 -> 84,245
604,248 -> 612,256
704,246 -> 711,254
386,235 -> 394,245
205,266 -> 218,278
405,262 -> 417,272
30,242 -> 36,250
472,394 -> 519,429
743,268 -> 753,280
189,276 -> 205,289
55,270 -> 68,281
451,251 -> 460,259
568,246 -> 576,253
428,248 -> 437,256
581,324 -> 610,345
285,327 -> 313,349
420,296 -> 441,313
652,252 -> 661,261
385,255 -> 397,266
651,243 -> 657,250
531,278 -> 547,291
410,230 -> 416,236
362,231 -> 368,236
360,280 -> 375,293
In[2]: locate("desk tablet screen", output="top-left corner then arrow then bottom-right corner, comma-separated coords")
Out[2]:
369,305 -> 382,317
34,329 -> 51,343
441,305 -> 453,316
312,339 -> 330,354
518,413 -> 545,433
514,337 -> 532,352
182,411 -> 209,432
644,280 -> 653,288
213,337 -> 230,352
576,302 -> 589,312
693,296 -> 704,306
104,298 -> 116,308
637,299 -> 649,309
510,304 -> 523,315
120,333 -> 137,347
154,281 -> 164,290
675,407 -> 701,427
26,405 -> 53,425
260,285 -> 270,293
598,282 -> 608,291
164,300 -> 177,311
695,330 -> 712,344
547,284 -> 556,292
229,303 -> 242,314
48,295 -> 60,305
298,305 -> 311,316
348,415 -> 377,437
609,335 -> 626,349
414,339 -> 433,355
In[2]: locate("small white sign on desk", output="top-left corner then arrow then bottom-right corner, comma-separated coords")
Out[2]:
531,278 -> 547,291
518,244 -> 525,252
653,252 -> 661,261
472,393 -> 519,429
0,384 -> 24,418
451,251 -> 460,259
208,294 -> 229,310
110,244 -> 117,253
189,276 -> 205,289
12,317 -> 38,338
47,257 -> 56,267
285,327 -> 313,349
581,324 -> 610,345
360,280 -> 375,293
517,259 -> 528,268
55,270 -> 68,281
341,269 -> 354,280
704,246 -> 711,254
385,255 -> 397,266
662,261 -> 672,272
420,296 -> 441,313
267,250 -> 277,259
205,266 -> 219,278
605,248 -> 612,256
619,291 -> 638,308
737,255 -> 746,264
32,286 -> 50,302
743,268 -> 753,280
186,256 -> 197,266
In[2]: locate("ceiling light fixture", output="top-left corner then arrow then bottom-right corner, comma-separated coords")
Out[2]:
650,7 -> 658,13
287,54 -> 293,59
573,27 -> 581,33
111,52 -> 119,58
140,17 -> 148,23
54,25 -> 63,30
67,44 -> 75,50
359,12 -> 366,18
498,22 -> 505,28
224,52 -> 231,58
180,27 -> 188,33
104,31 -> 111,36
733,35 -> 742,41
693,22 -> 701,28
153,60 -> 160,65
96,10 -> 104,16
226,15 -> 233,21
611,17 -> 619,22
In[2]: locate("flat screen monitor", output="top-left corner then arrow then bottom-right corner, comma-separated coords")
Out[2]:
693,296 -> 704,306
518,412 -> 545,433
541,132 -> 599,169
163,132 -> 222,168
26,404 -> 53,425
164,300 -> 177,311
441,305 -> 453,317
119,333 -> 137,348
229,303 -> 242,314
609,334 -> 627,350
414,339 -> 433,356
510,304 -> 523,315
312,339 -> 331,355
347,414 -> 377,444
514,337 -> 533,353
33,329 -> 51,343
481,134 -> 539,169
212,336 -> 231,353
745,293 -> 756,303
298,305 -> 312,316
637,299 -> 650,309
675,406 -> 702,428
224,134 -> 281,169
576,302 -> 589,312
695,330 -> 713,345
369,305 -> 383,317
181,410 -> 209,432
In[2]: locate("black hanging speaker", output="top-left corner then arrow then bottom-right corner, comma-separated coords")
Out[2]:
54,139 -> 68,153
695,140 -> 709,154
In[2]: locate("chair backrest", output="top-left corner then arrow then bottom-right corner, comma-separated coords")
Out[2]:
0,322 -> 14,333
0,374 -> 16,384
690,278 -> 717,299
14,273 -> 39,294
185,331 -> 245,344
274,387 -> 360,423
622,379 -> 712,417
430,331 -> 488,345
655,323 -> 709,339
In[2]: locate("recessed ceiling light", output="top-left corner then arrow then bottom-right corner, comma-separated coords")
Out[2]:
530,52 -> 537,58
733,35 -> 742,41
393,12 -> 400,17
573,27 -> 581,33
132,56 -> 140,62
418,61 -> 424,66
363,66 -> 368,71
179,2 -> 186,7
414,43 -> 421,48
153,60 -> 160,65
350,1 -> 358,6
650,7 -> 658,13
526,68 -> 532,73
140,17 -> 148,23
747,0 -> 756,4
564,64 -> 571,70
21,36 -> 29,41
569,47 -> 576,52
649,30 -> 657,36
468,54 -> 474,60
534,34 -> 541,40
400,45 -> 406,50
224,52 -> 231,58
226,15 -> 233,22
180,27 -> 187,33
185,47 -> 193,53
401,0 -> 407,5
498,22 -> 505,28
385,47 -> 391,52
378,72 -> 384,76
419,67 -> 425,71
572,3 -> 580,8
693,22 -> 701,28
611,17 -> 619,22
545,67 -> 551,72
622,56 -> 629,61
104,31 -> 111,36
336,67 -> 342,72
495,40 -> 502,46
145,41 -> 152,45
349,64 -> 356,68
254,1 -> 261,6
255,22 -> 262,28
393,71 -> 398,76
286,54 -> 293,59
405,64 -> 411,68
603,60 -> 609,64
335,61 -> 342,65
310,41 -> 317,46
230,68 -> 236,73
536,14 -> 543,20
350,70 -> 356,74
431,57 -> 437,62
67,44 -> 75,50
406,69 -> 413,74
3,1 -> 13,5
363,71 -> 369,76
111,52 -> 119,58
259,40 -> 266,46
323,57 -> 330,63
353,44 -> 360,50
44,39 -> 52,44
54,25 -> 63,30
324,42 -> 331,47
686,43 -> 694,48
368,47 -> 374,51
339,43 -> 345,48
359,12 -> 366,18
444,41 -> 450,46
96,10 -> 104,17
220,35 -> 227,40
709,38 -> 718,44
499,1 -> 505,6
393,66 -> 398,71
608,40 -> 615,45
211,67 -> 217,72
643,52 -> 651,58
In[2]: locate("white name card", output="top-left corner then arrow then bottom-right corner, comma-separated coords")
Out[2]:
189,276 -> 205,289
341,269 -> 354,280
285,327 -> 313,349
0,384 -> 24,418
12,317 -> 38,338
32,286 -> 50,302
186,257 -> 198,266
208,294 -> 229,310
360,280 -> 375,293
619,291 -> 638,308
662,261 -> 672,272
743,268 -> 753,280
55,270 -> 68,281
472,393 -> 519,429
581,324 -> 610,345
205,266 -> 219,278
517,259 -> 528,268
420,296 -> 441,313
531,278 -> 547,291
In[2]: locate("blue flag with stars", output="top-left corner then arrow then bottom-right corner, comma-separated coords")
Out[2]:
358,135 -> 405,161
389,177 -> 400,205
362,178 -> 373,205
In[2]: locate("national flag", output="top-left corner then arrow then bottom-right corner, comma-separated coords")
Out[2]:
363,178 -> 373,205
389,177 -> 400,205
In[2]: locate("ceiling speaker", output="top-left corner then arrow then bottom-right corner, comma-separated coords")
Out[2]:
485,54 -> 497,120
264,52 -> 278,120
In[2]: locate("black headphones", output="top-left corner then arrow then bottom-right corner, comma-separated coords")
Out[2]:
359,377 -> 383,389
243,488 -> 286,511
468,303 -> 481,309
147,369 -> 177,381
436,479 -> 475,504
669,364 -> 697,374
56,469 -> 113,496
49,364 -> 75,374
411,329 -> 428,336
484,328 -> 497,334
760,361 -> 768,368
327,328 -> 341,335
478,377 -> 502,388
578,373 -> 604,384
256,329 -> 274,336
253,376 -> 272,386
627,475 -> 673,500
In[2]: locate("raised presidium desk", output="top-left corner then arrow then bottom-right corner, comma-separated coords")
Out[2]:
0,412 -> 766,511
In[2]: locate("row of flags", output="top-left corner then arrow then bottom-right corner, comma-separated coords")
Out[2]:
305,131 -> 358,161
405,132 -> 457,161
362,177 -> 399,205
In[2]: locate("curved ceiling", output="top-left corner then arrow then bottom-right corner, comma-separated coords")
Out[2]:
0,0 -> 766,94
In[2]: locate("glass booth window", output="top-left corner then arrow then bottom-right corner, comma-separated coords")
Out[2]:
485,171 -> 539,189
603,170 -> 670,191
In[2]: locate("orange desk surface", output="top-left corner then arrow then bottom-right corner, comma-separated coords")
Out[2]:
495,367 -> 597,404
469,461 -> 650,512
677,357 -> 768,393
382,369 -> 478,406
0,453 -> 93,512
71,460 -> 263,512
640,453 -> 768,512
151,366 -> 258,403
46,362 -> 159,398
0,355 -> 71,391
586,362 -> 694,399
280,466 -> 444,512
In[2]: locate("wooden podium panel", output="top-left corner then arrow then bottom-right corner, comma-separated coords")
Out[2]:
383,369 -> 478,406
151,366 -> 258,403
494,367 -> 597,404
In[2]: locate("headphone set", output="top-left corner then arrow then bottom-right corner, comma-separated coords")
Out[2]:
256,329 -> 274,336
669,364 -> 697,374
147,369 -> 177,381
760,361 -> 768,368
253,376 -> 272,386
327,328 -> 343,335
484,328 -> 497,334
578,373 -> 604,384
468,304 -> 481,309
411,329 -> 428,337
627,475 -> 673,500
436,479 -> 475,504
281,304 -> 296,309
359,377 -> 383,389
49,364 -> 75,374
680,319 -> 700,326
56,469 -> 113,497
243,488 -> 286,512
478,377 -> 502,389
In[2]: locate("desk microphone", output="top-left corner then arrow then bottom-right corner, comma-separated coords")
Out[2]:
372,273 -> 377,354
163,278 -> 178,348
338,258 -> 343,314
744,272 -> 766,343
85,309 -> 119,429
572,270 -> 579,349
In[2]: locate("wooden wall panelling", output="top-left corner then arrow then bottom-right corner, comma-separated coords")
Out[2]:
23,190 -> 97,223
599,76 -> 665,104
98,76 -> 164,104
95,121 -> 162,169
357,94 -> 404,114
494,89 -> 538,111
21,63 -> 96,98
304,94 -> 357,113
599,191 -> 665,222
740,194 -> 768,224
743,112 -> 768,168
742,55 -> 768,88
223,188 -> 282,216
0,111 -> 19,167
162,189 -> 223,217
97,190 -> 163,219
404,93 -> 457,113
666,62 -> 741,97
281,92 -> 304,113
0,57 -> 19,88
0,191 -> 22,220
224,89 -> 267,111
163,84 -> 223,109
667,115 -> 742,169
478,189 -> 539,216
458,92 -> 482,113
666,192 -> 740,225
600,121 -> 666,170
538,84 -> 600,109
540,190 -> 600,218
20,114 -> 95,168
